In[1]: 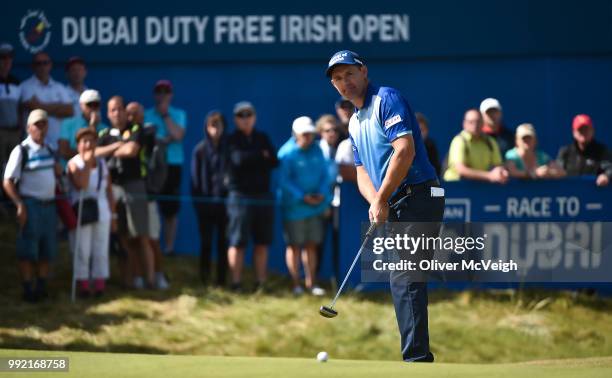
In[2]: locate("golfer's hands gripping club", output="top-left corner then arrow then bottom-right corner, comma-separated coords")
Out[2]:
369,198 -> 389,225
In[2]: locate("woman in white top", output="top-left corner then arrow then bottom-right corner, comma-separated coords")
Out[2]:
67,128 -> 115,297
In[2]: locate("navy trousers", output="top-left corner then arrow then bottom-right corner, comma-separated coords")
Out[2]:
388,183 -> 445,362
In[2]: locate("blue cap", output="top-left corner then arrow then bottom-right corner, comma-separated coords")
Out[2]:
325,50 -> 364,77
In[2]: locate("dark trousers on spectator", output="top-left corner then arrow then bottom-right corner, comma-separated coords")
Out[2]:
388,181 -> 444,362
195,201 -> 228,286
316,205 -> 340,279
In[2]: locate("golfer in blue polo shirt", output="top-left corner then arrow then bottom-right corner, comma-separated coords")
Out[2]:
326,50 -> 445,362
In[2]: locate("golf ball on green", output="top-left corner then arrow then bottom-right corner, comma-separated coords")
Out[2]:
317,351 -> 329,362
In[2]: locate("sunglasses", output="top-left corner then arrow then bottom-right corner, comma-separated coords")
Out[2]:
576,126 -> 591,134
34,60 -> 51,66
33,120 -> 48,127
236,112 -> 254,118
323,128 -> 338,133
154,88 -> 172,94
86,102 -> 100,109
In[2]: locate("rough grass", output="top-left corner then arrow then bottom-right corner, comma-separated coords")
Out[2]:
0,218 -> 611,363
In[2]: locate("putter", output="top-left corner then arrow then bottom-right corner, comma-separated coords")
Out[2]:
319,222 -> 378,318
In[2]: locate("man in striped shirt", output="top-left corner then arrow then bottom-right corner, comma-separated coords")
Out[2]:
326,50 -> 444,362
3,109 -> 60,302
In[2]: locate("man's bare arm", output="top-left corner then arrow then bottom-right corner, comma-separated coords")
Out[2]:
114,141 -> 140,158
95,141 -> 123,157
164,117 -> 185,140
356,165 -> 377,205
366,135 -> 416,223
375,135 -> 415,203
34,102 -> 74,118
3,179 -> 27,227
455,163 -> 493,181
2,179 -> 22,206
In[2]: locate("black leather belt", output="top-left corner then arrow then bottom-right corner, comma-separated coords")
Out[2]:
389,179 -> 440,205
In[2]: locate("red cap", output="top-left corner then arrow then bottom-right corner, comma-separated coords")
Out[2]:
572,114 -> 593,131
65,56 -> 85,71
154,79 -> 173,92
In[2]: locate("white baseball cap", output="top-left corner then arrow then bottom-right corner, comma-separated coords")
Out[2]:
480,98 -> 502,113
233,101 -> 255,115
292,116 -> 317,134
27,109 -> 48,125
516,123 -> 536,139
79,89 -> 101,104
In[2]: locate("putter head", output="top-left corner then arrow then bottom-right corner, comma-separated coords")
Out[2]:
319,306 -> 338,318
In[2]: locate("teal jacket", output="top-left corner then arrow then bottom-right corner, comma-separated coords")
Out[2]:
278,141 -> 332,221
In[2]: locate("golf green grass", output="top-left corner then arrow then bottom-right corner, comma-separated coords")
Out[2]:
1,349 -> 611,378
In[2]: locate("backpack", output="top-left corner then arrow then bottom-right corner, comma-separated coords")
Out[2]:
17,143 -> 56,182
141,126 -> 168,194
15,143 -> 77,229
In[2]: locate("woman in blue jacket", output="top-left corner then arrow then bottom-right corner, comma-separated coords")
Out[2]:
279,116 -> 332,296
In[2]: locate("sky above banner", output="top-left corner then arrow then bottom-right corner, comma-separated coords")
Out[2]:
5,0 -> 612,63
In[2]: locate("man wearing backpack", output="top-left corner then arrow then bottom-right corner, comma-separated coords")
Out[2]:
443,109 -> 509,183
3,109 -> 60,302
127,101 -> 169,290
144,80 -> 187,256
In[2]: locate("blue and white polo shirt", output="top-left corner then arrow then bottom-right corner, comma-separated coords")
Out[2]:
3,136 -> 56,200
349,84 -> 436,191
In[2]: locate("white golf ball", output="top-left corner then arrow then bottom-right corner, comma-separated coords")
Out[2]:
316,351 -> 329,362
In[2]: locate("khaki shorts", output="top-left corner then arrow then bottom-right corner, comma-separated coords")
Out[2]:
283,214 -> 325,246
112,180 -> 150,238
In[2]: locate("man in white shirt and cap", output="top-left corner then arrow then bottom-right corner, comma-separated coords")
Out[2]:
3,109 -> 60,302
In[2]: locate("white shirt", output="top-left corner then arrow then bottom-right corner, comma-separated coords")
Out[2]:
65,85 -> 86,118
67,154 -> 111,222
319,139 -> 332,160
0,77 -> 21,128
4,136 -> 56,200
19,75 -> 72,149
335,138 -> 355,165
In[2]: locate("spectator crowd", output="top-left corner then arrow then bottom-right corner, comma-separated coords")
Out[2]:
1,44 -> 611,302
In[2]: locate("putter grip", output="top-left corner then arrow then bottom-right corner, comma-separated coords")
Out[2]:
365,222 -> 377,237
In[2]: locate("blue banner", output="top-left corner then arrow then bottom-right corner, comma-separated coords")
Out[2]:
338,177 -> 612,288
5,0 -> 612,63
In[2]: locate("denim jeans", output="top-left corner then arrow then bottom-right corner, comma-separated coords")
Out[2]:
17,199 -> 57,262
